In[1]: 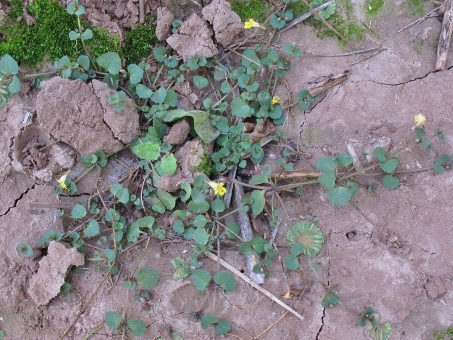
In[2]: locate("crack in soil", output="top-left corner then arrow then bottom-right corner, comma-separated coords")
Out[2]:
316,232 -> 333,339
354,69 -> 439,87
0,185 -> 34,217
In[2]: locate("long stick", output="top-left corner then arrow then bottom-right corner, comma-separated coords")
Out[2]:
205,251 -> 304,321
280,1 -> 333,33
436,0 -> 453,70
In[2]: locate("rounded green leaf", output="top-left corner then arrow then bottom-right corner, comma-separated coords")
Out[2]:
328,186 -> 352,207
77,55 -> 90,70
337,153 -> 353,166
211,198 -> 225,213
127,64 -> 144,84
8,76 -> 21,94
84,220 -> 100,238
213,271 -> 236,293
373,147 -> 387,162
231,97 -> 252,118
286,220 -> 324,258
136,84 -> 153,98
193,227 -> 209,245
369,322 -> 392,340
103,248 -> 116,262
434,154 -> 452,174
193,75 -> 209,89
156,189 -> 176,210
71,204 -> 87,219
383,175 -> 399,189
136,267 -> 159,290
17,242 -> 33,257
159,154 -> 177,175
188,201 -> 210,214
81,28 -> 93,40
201,314 -> 219,329
0,54 -> 19,75
284,254 -> 299,270
298,89 -> 314,110
105,311 -> 122,331
192,269 -> 211,291
127,319 -> 146,336
133,142 -> 161,161
225,221 -> 240,239
180,182 -> 191,202
379,158 -> 398,174
317,171 -> 336,189
96,52 -> 121,75
250,190 -> 265,215
315,156 -> 338,172
68,30 -> 79,40
110,183 -> 130,204
322,293 -> 339,308
216,319 -> 231,335
290,242 -> 306,256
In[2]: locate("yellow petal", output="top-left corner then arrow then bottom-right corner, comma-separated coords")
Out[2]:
271,95 -> 281,105
413,114 -> 426,127
57,170 -> 70,189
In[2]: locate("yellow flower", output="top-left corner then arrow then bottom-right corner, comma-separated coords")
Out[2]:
244,19 -> 266,30
413,114 -> 426,127
271,95 -> 281,105
57,170 -> 70,189
206,181 -> 227,196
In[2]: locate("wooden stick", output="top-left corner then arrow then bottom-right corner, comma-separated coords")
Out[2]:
270,170 -> 323,180
233,181 -> 265,284
205,251 -> 304,321
280,1 -> 333,33
300,0 -> 352,47
308,70 -> 351,97
436,0 -> 453,70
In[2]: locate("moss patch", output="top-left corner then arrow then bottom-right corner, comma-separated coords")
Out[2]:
365,0 -> 385,16
231,0 -> 267,22
123,16 -> 158,64
0,0 -> 120,67
434,327 -> 453,340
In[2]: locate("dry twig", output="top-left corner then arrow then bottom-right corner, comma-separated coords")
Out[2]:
436,0 -> 453,69
205,251 -> 304,321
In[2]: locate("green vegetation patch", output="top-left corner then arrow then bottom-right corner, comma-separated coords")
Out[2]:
0,0 -> 120,66
365,0 -> 385,16
123,16 -> 158,64
231,0 -> 267,22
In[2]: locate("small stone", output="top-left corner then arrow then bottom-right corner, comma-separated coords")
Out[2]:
397,309 -> 410,320
165,118 -> 191,145
202,0 -> 243,46
425,277 -> 446,299
28,241 -> 85,306
166,14 -> 218,62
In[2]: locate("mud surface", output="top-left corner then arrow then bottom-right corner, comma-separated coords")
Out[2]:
1,0 -> 453,339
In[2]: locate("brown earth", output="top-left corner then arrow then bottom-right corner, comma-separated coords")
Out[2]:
1,0 -> 453,339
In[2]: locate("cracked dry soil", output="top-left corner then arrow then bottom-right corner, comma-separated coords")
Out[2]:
1,0 -> 453,339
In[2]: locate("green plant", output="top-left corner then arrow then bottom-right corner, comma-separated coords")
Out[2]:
365,0 -> 385,16
231,0 -> 266,22
0,54 -> 21,107
358,307 -> 392,340
124,16 -> 158,63
434,326 -> 453,340
0,0 -> 120,66
105,311 -> 147,337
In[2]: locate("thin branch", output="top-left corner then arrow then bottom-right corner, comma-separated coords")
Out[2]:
205,251 -> 304,321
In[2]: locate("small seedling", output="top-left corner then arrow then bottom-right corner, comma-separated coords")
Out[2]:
358,307 -> 392,340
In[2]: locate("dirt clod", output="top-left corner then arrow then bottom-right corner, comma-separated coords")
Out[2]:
165,118 -> 190,145
166,13 -> 218,62
36,77 -> 139,155
156,7 -> 174,41
28,241 -> 85,306
202,0 -> 243,46
424,277 -> 446,299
